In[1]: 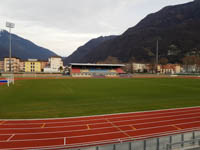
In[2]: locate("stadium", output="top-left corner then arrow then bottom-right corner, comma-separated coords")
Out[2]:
0,0 -> 200,149
1,76 -> 200,150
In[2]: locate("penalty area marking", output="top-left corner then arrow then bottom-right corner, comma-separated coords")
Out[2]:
7,134 -> 15,141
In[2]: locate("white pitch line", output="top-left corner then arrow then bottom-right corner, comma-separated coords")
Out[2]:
7,134 -> 15,142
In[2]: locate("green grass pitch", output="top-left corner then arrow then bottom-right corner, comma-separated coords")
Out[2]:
0,78 -> 200,119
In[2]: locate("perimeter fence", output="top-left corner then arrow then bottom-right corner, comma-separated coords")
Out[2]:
33,130 -> 200,150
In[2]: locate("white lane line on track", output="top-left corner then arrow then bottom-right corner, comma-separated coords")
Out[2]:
7,134 -> 15,142
106,118 -> 132,138
1,119 -> 200,140
1,111 -> 200,131
0,125 -> 200,145
3,107 -> 200,125
0,107 -> 199,146
0,128 -> 197,150
0,127 -> 200,150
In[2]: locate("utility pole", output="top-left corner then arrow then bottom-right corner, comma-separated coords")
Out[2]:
156,40 -> 159,74
6,22 -> 15,72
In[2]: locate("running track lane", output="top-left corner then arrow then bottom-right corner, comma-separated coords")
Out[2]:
1,107 -> 200,149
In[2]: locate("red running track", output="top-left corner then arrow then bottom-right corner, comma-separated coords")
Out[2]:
1,107 -> 200,149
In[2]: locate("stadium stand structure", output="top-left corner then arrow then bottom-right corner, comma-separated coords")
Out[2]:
70,63 -> 125,77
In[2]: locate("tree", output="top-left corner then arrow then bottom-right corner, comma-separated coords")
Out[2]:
159,57 -> 168,65
98,56 -> 121,64
148,58 -> 156,74
182,56 -> 197,65
195,57 -> 200,72
59,66 -> 64,72
182,56 -> 198,72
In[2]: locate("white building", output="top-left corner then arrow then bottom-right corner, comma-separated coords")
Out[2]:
132,63 -> 148,73
44,56 -> 63,73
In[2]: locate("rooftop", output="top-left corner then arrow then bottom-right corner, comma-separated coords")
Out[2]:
70,63 -> 125,67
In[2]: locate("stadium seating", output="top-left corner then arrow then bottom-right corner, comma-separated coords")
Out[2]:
71,68 -> 81,73
110,69 -> 117,73
71,67 -> 124,77
89,69 -> 108,73
116,68 -> 124,73
80,69 -> 89,73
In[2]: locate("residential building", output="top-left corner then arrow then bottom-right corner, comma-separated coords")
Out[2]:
132,63 -> 148,73
20,61 -> 25,72
44,56 -> 63,73
182,65 -> 197,73
159,64 -> 181,74
0,61 -> 4,72
25,59 -> 41,72
4,57 -> 20,72
40,61 -> 48,72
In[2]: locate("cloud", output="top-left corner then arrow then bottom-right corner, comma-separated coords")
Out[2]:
0,0 -> 192,56
0,0 -> 135,34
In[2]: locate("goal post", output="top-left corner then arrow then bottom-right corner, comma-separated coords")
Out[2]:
0,74 -> 15,87
7,76 -> 14,87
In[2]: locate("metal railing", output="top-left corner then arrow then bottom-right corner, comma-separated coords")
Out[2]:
166,138 -> 200,150
1,130 -> 199,150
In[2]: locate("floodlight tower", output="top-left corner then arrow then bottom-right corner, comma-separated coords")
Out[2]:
6,22 -> 15,72
156,39 -> 159,74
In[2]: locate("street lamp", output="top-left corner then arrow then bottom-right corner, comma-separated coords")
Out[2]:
6,22 -> 15,72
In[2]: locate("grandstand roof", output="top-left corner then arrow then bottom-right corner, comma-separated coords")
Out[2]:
70,63 -> 125,67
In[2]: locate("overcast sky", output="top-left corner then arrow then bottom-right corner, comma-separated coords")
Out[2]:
0,0 -> 192,57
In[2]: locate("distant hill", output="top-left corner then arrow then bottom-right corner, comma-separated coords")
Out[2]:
0,30 -> 57,60
63,35 -> 117,65
68,0 -> 200,63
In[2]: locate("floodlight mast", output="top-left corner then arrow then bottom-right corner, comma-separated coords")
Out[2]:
156,39 -> 159,74
6,22 -> 15,72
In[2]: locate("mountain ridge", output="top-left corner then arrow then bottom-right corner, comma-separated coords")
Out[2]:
64,35 -> 117,64
67,0 -> 200,64
0,30 -> 58,60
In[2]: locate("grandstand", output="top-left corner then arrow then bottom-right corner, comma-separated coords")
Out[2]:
69,63 -> 125,77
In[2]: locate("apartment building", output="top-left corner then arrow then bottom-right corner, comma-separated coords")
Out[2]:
0,61 -> 4,72
4,57 -> 20,72
44,56 -> 63,73
25,59 -> 41,73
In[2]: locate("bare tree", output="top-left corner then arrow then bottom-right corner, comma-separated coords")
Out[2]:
182,56 -> 198,72
159,57 -> 168,65
98,56 -> 121,64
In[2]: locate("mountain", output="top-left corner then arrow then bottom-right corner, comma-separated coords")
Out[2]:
64,35 -> 117,65
70,0 -> 200,63
0,30 -> 57,60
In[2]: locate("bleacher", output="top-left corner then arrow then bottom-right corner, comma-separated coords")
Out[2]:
71,68 -> 81,73
70,63 -> 125,77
